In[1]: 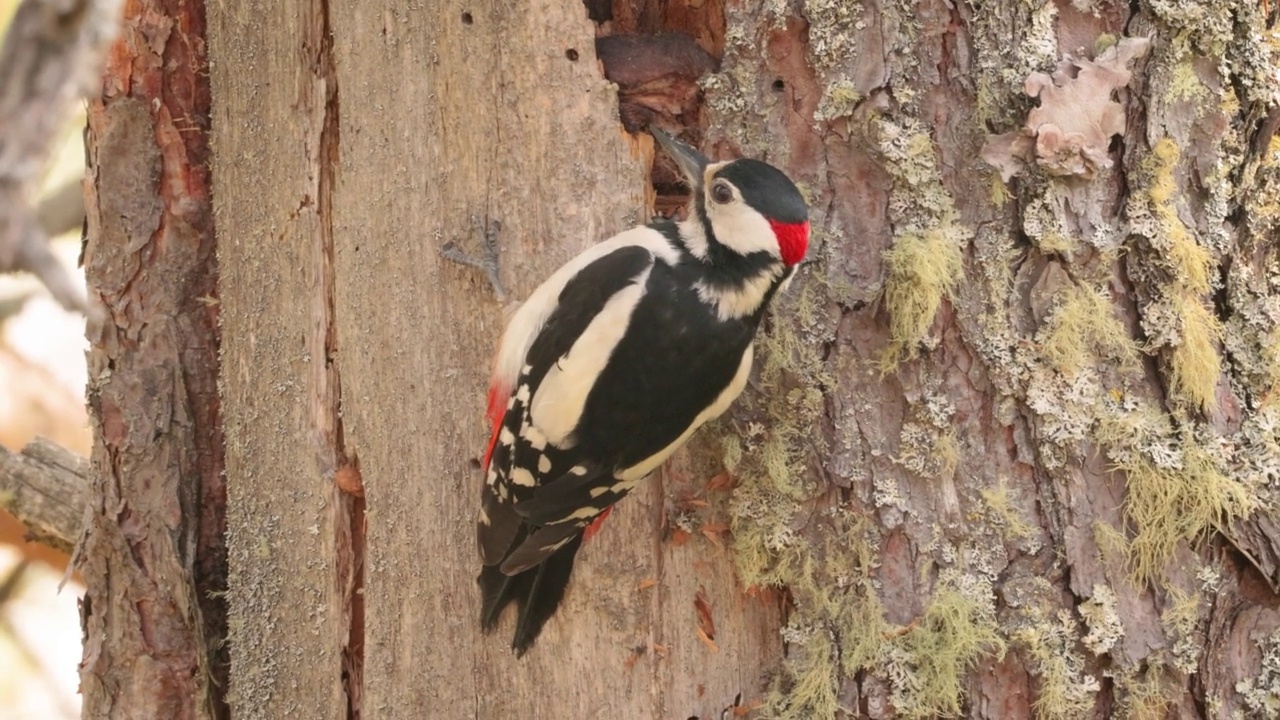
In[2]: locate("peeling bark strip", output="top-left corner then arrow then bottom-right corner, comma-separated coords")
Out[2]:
79,1 -> 226,718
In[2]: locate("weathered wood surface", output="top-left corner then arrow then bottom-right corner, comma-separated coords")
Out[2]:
212,0 -> 782,717
209,0 -> 354,715
79,1 -> 226,718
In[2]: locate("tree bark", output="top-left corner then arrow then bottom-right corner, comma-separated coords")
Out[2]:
190,0 -> 1280,718
78,1 -> 226,718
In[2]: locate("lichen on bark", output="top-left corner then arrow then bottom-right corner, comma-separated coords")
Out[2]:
699,0 -> 1280,716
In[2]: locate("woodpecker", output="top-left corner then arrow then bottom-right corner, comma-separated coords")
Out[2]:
473,129 -> 809,655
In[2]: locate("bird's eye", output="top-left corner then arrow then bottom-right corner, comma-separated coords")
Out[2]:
710,181 -> 734,205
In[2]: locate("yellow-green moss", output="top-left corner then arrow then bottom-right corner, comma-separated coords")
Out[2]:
1166,57 -> 1209,103
1168,295 -> 1224,411
1093,520 -> 1131,572
990,175 -> 1012,208
885,585 -> 1006,718
771,629 -> 842,719
758,520 -> 888,719
1147,139 -> 1214,293
1037,283 -> 1139,376
980,478 -> 1036,543
881,229 -> 965,369
1106,438 -> 1255,584
1037,231 -> 1078,255
1142,137 -> 1225,411
1014,611 -> 1100,720
1113,663 -> 1174,720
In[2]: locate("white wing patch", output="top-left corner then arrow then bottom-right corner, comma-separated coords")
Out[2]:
492,227 -> 680,394
510,467 -> 536,487
617,343 -> 755,482
530,266 -> 653,447
522,424 -> 548,451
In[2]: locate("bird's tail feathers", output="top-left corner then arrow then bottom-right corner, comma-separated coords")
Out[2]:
477,534 -> 584,656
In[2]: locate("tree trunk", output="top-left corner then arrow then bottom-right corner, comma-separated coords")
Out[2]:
80,0 -> 1280,717
79,1 -> 226,718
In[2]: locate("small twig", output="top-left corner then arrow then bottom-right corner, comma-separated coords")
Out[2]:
0,437 -> 89,553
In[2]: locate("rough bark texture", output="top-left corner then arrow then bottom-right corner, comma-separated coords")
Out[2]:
78,0 -> 226,718
205,0 -> 1280,718
694,1 -> 1280,717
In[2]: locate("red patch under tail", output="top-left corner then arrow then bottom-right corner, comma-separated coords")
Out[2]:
482,381 -> 508,471
582,506 -> 614,542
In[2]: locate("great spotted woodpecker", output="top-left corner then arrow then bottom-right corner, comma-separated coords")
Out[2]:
474,130 -> 809,654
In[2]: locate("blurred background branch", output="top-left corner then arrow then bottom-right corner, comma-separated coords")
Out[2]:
0,0 -> 123,314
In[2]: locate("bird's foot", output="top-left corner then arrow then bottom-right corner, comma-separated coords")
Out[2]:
441,216 -> 508,303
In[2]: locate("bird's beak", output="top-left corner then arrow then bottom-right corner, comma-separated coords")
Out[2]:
652,129 -> 709,189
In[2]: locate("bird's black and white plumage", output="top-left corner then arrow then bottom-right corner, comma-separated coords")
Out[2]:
476,129 -> 809,655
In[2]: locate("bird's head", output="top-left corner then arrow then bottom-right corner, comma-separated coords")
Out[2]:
653,129 -> 809,267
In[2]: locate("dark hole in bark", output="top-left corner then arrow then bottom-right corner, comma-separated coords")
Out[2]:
772,78 -> 785,92
582,0 -> 727,211
461,11 -> 473,25
566,48 -> 580,61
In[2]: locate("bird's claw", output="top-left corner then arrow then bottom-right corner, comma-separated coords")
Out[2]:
441,216 -> 508,303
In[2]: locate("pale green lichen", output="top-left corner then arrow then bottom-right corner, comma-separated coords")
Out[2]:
1013,610 -> 1101,720
895,422 -> 959,480
867,115 -> 971,370
970,1 -> 1059,127
1237,629 -> 1280,717
801,0 -> 864,75
1079,584 -> 1124,656
1161,587 -> 1204,674
815,78 -> 862,123
979,477 -> 1038,546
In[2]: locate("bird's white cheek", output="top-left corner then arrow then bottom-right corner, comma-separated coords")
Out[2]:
708,204 -> 781,258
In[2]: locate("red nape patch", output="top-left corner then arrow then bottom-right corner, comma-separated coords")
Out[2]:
482,381 -> 508,471
769,220 -> 809,267
582,506 -> 614,542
